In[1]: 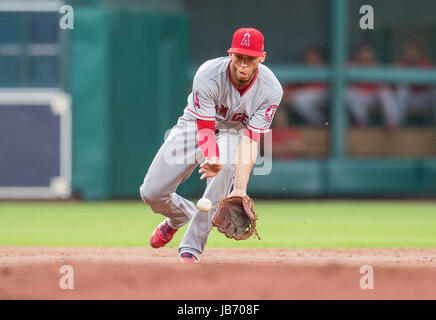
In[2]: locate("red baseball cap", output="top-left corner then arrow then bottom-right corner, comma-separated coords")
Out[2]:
227,27 -> 265,57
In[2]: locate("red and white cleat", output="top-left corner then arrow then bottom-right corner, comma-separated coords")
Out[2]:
179,252 -> 199,264
149,220 -> 178,248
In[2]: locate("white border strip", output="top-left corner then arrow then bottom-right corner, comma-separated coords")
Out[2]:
0,187 -> 57,199
0,90 -> 72,199
0,1 -> 62,12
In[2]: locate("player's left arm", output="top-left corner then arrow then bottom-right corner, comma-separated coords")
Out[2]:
229,88 -> 283,197
229,130 -> 261,197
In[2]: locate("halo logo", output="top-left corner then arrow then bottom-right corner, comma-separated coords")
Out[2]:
240,32 -> 251,46
265,105 -> 278,123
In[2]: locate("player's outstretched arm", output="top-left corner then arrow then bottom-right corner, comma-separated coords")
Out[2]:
229,132 -> 259,197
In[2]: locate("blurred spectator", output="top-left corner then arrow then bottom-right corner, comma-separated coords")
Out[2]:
347,44 -> 399,129
285,45 -> 329,126
269,106 -> 303,160
395,40 -> 436,124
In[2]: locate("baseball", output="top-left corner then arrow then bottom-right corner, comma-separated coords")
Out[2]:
197,198 -> 212,212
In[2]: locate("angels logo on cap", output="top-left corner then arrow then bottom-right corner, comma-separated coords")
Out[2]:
228,27 -> 265,57
240,32 -> 251,46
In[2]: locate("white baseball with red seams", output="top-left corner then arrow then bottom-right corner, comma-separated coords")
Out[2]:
197,198 -> 212,213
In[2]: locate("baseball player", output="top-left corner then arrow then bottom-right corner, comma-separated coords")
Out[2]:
346,44 -> 399,129
139,27 -> 283,263
287,44 -> 329,126
395,40 -> 436,124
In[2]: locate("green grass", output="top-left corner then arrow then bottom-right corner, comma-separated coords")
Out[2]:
0,200 -> 435,248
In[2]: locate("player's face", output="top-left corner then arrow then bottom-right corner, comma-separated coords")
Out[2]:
404,44 -> 420,61
305,49 -> 324,65
230,53 -> 266,84
356,46 -> 376,64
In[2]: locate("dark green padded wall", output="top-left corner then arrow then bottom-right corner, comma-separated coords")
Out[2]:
109,11 -> 189,197
71,3 -> 189,199
71,6 -> 112,199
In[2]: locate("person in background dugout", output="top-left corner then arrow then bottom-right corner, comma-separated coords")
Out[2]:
395,40 -> 436,125
346,43 -> 399,130
269,106 -> 303,160
285,45 -> 329,126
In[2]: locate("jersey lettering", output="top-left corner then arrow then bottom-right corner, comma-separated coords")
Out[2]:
231,112 -> 249,125
215,105 -> 229,118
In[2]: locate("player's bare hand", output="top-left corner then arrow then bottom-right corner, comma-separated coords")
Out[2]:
199,156 -> 222,180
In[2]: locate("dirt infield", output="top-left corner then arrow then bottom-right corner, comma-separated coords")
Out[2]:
0,247 -> 435,299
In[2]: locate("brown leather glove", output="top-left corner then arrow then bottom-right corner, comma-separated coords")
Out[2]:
211,195 -> 260,240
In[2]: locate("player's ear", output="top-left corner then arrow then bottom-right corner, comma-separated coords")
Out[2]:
259,52 -> 266,63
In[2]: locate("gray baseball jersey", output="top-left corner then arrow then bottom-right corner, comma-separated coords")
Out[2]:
182,56 -> 283,133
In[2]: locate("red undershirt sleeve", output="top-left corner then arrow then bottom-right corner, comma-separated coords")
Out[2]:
243,128 -> 262,142
196,119 -> 220,159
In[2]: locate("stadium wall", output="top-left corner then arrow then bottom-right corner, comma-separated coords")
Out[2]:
71,2 -> 189,199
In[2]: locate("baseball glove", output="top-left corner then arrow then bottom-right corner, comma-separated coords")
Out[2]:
211,195 -> 260,240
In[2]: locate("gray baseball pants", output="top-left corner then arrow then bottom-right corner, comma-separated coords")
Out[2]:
139,117 -> 239,260
347,86 -> 400,127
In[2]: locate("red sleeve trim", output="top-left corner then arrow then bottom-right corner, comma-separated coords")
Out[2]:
196,119 -> 219,159
187,108 -> 216,119
243,128 -> 262,142
247,123 -> 270,133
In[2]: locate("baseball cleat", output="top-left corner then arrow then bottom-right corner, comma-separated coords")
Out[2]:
179,252 -> 199,264
149,220 -> 178,248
